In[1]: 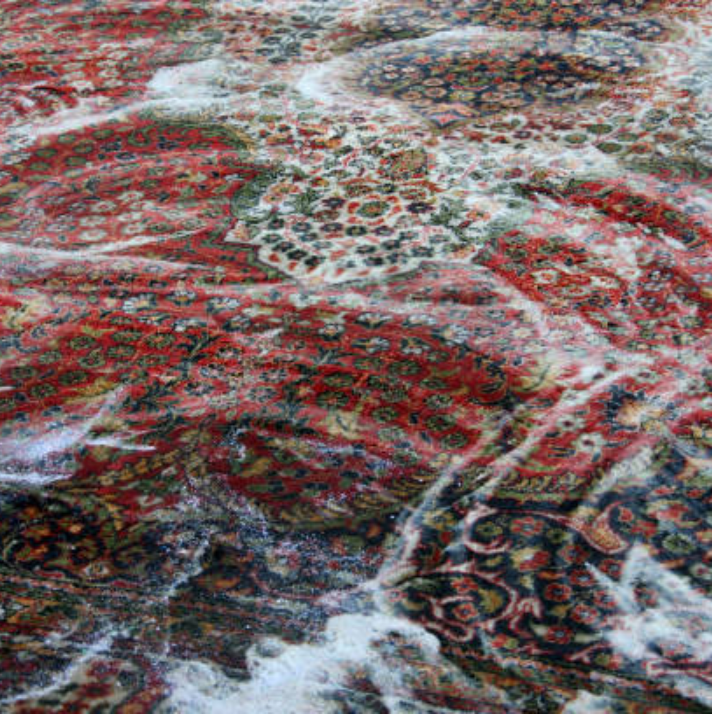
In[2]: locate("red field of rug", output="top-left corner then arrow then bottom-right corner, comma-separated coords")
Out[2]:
0,0 -> 711,711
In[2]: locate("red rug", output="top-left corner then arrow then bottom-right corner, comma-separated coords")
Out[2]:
0,0 -> 711,711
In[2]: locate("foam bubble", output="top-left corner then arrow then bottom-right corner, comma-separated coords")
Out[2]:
163,612 -> 445,713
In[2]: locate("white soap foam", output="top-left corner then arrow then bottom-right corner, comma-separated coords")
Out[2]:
0,389 -> 122,487
0,631 -> 117,708
165,612 -> 440,713
562,690 -> 615,713
162,605 -> 511,714
589,545 -> 711,706
161,454 -> 505,713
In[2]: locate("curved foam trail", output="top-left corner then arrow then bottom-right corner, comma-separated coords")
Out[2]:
0,389 -> 122,487
161,464 -> 506,712
0,631 -> 117,708
0,0 -> 709,709
165,613 -> 440,713
161,436 -> 711,712
589,546 -> 712,706
163,603 -> 518,713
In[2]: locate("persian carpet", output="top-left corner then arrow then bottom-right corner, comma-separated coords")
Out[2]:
0,0 -> 711,711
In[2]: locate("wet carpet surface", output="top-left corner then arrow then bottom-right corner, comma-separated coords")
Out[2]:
0,0 -> 711,711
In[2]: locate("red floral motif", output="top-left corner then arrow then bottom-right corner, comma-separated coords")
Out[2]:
0,0 -> 710,711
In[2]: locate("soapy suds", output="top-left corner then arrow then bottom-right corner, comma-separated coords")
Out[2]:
0,0 -> 710,711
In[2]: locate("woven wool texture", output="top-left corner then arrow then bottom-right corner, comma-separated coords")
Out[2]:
0,0 -> 711,711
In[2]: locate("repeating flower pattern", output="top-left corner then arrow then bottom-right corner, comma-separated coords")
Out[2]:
0,0 -> 710,711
